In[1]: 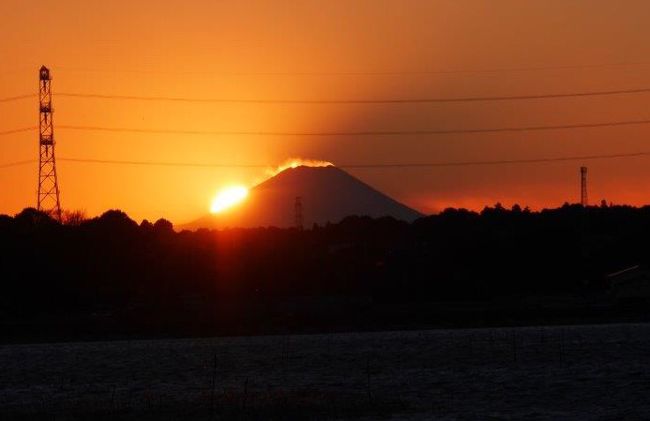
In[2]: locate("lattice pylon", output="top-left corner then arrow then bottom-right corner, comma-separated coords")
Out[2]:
37,65 -> 62,221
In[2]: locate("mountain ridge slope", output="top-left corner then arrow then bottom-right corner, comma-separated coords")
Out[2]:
182,165 -> 422,229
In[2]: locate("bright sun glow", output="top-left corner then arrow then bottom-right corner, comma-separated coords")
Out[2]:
210,185 -> 249,213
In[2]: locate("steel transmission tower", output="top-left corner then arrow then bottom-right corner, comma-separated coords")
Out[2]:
294,196 -> 303,230
580,166 -> 588,207
37,66 -> 62,221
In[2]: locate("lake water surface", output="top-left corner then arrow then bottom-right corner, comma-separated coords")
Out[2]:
2,323 -> 649,419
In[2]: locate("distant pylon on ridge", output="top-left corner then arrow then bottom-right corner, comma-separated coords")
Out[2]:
294,196 -> 303,230
37,65 -> 62,221
580,166 -> 588,207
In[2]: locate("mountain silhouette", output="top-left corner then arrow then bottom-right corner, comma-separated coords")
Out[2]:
183,165 -> 422,229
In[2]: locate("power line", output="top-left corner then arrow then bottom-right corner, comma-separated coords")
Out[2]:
7,117 -> 650,139
341,151 -> 650,168
49,60 -> 650,76
0,127 -> 37,136
0,94 -> 36,103
52,151 -> 650,169
55,87 -> 650,104
57,119 -> 650,136
6,149 -> 650,171
8,83 -> 650,107
0,159 -> 35,169
58,157 -> 270,168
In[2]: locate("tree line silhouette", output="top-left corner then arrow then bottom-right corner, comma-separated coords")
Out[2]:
2,203 -> 649,340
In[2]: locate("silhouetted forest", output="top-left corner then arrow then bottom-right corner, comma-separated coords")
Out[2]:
2,203 -> 650,341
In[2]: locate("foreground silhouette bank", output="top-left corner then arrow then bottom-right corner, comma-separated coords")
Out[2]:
2,203 -> 650,342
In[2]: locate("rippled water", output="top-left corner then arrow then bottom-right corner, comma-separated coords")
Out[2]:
2,323 -> 650,419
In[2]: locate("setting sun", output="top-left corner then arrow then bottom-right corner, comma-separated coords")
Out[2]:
210,186 -> 249,214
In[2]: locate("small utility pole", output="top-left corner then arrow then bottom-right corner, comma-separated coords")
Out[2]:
580,166 -> 588,207
294,196 -> 303,230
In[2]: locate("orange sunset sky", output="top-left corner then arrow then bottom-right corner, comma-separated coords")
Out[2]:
2,0 -> 650,223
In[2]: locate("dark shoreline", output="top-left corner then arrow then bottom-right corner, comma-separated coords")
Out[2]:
4,298 -> 648,345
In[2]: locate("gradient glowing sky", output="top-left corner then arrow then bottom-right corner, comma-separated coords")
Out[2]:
2,0 -> 650,223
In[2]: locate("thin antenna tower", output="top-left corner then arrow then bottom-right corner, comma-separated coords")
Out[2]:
37,65 -> 62,221
294,196 -> 303,230
580,166 -> 588,206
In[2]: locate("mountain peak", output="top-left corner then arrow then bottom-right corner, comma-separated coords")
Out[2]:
184,165 -> 422,229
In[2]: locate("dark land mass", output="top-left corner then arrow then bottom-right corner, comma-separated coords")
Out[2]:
2,203 -> 650,344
